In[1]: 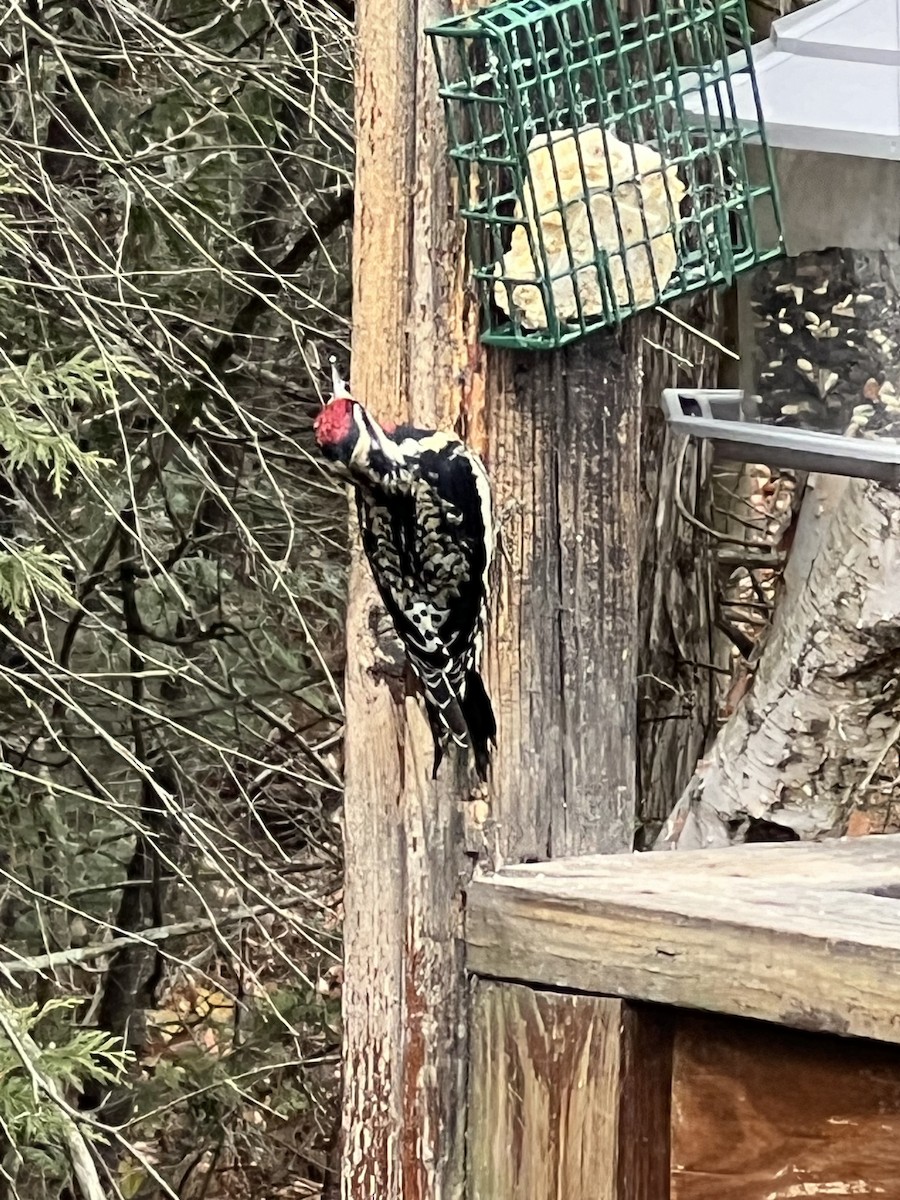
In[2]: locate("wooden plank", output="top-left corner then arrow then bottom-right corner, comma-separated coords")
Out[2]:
466,876 -> 900,1043
469,984 -> 621,1200
471,874 -> 900,948
671,1012 -> 900,1200
494,832 -> 900,889
483,327 -> 644,864
617,1003 -> 675,1200
468,983 -> 673,1200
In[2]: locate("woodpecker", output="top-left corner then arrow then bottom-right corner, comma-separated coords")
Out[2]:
313,364 -> 496,781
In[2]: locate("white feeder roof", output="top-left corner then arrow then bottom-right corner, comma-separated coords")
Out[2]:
684,0 -> 900,160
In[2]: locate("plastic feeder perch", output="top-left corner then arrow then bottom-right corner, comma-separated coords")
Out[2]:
661,388 -> 900,483
428,0 -> 784,350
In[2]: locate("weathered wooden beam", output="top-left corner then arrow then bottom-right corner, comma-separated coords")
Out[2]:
466,837 -> 900,1044
343,6 -> 646,1200
469,982 -> 673,1200
342,0 -> 474,1194
494,830 -> 900,888
484,333 -> 643,864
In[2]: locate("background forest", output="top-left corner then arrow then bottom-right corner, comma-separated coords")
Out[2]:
0,0 -> 352,1196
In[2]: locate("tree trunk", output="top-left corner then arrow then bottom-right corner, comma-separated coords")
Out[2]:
657,249 -> 900,849
341,1 -> 472,1191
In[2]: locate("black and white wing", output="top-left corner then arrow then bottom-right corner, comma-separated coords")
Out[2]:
355,431 -> 495,778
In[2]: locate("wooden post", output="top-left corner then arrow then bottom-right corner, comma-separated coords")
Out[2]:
342,4 -> 645,1198
485,336 -> 644,864
469,983 -> 673,1200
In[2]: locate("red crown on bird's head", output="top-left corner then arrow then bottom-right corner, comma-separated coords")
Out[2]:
313,360 -> 355,448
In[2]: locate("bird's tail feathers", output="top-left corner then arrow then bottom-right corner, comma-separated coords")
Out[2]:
460,668 -> 496,782
422,699 -> 449,780
415,662 -> 468,754
413,657 -> 496,783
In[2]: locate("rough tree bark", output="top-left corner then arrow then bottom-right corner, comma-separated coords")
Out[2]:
342,4 -> 647,1198
657,249 -> 900,849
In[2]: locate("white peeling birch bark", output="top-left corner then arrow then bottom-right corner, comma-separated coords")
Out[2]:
658,471 -> 900,847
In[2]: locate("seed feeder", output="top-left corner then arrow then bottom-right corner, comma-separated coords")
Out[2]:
427,0 -> 784,350
680,0 -> 900,254
661,389 -> 900,484
671,0 -> 900,481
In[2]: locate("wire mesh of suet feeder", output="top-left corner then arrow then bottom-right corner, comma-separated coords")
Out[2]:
428,0 -> 784,350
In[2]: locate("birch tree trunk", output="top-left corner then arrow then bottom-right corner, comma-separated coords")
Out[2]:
657,249 -> 900,849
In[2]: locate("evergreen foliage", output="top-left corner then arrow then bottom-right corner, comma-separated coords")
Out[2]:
0,0 -> 352,1193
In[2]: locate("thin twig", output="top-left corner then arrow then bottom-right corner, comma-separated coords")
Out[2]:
0,898 -> 309,976
655,305 -> 741,360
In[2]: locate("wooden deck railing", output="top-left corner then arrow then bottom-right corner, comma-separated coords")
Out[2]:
466,836 -> 900,1200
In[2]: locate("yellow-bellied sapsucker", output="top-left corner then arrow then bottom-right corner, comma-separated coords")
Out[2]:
314,365 -> 496,781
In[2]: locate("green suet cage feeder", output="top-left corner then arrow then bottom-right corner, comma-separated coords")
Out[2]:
428,0 -> 784,350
